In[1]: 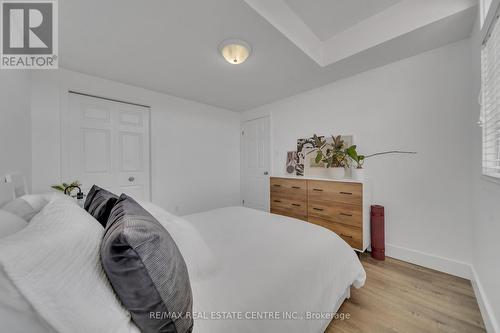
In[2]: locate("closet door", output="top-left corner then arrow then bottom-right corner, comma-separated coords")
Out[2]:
67,93 -> 150,200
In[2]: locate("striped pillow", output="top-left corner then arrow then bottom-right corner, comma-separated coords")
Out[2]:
101,194 -> 193,333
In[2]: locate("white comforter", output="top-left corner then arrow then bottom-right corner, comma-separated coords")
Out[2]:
0,195 -> 364,333
183,207 -> 366,333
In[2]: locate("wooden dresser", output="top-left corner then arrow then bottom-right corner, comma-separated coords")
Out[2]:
270,176 -> 371,252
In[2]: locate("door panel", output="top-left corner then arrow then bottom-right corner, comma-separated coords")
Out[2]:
82,128 -> 111,173
82,105 -> 111,122
119,132 -> 143,172
241,117 -> 270,211
115,102 -> 150,200
68,93 -> 150,200
119,111 -> 143,126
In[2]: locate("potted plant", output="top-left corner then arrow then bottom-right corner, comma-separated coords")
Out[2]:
51,180 -> 82,197
313,134 -> 354,179
346,147 -> 365,180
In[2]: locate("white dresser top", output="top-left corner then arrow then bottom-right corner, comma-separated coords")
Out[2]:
271,174 -> 369,184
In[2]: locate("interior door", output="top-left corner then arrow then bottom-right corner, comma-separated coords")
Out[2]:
241,116 -> 270,211
68,93 -> 151,200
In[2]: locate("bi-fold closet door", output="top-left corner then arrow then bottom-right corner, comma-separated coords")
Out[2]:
66,92 -> 151,200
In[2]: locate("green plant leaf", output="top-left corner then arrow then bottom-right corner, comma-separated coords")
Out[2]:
51,185 -> 65,192
346,145 -> 358,160
315,150 -> 323,164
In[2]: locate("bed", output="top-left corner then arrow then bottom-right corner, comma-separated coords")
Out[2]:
0,176 -> 366,333
157,206 -> 366,333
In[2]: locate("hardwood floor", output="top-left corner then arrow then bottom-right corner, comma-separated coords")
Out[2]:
326,253 -> 485,333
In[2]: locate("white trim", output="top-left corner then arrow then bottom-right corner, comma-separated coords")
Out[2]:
242,0 -> 323,65
481,0 -> 500,43
385,243 -> 472,279
471,266 -> 500,333
244,0 -> 476,67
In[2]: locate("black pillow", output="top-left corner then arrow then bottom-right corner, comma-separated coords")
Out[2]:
84,185 -> 118,228
101,194 -> 193,333
83,185 -> 99,210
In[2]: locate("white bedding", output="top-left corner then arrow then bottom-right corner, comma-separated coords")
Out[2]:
0,194 -> 133,333
1,194 -> 365,333
183,206 -> 366,333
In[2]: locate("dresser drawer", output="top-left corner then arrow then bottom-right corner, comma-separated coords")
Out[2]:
271,195 -> 307,215
271,208 -> 307,221
308,180 -> 362,206
270,178 -> 308,221
309,216 -> 362,249
271,177 -> 307,197
308,201 -> 362,227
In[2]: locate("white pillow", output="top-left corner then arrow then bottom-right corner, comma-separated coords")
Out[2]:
0,196 -> 134,333
0,210 -> 28,238
2,195 -> 49,222
139,201 -> 219,281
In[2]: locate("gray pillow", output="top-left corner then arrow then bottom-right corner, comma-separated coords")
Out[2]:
83,185 -> 99,211
101,194 -> 193,333
84,186 -> 118,228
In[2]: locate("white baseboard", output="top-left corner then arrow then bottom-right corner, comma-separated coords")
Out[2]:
470,266 -> 500,333
385,244 -> 499,332
385,243 -> 471,279
382,244 -> 498,332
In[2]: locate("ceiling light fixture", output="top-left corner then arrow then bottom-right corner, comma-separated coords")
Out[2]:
219,39 -> 251,65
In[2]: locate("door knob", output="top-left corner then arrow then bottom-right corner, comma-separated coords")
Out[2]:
128,176 -> 135,182
264,171 -> 269,175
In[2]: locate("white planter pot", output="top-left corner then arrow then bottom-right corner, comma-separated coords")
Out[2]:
328,167 -> 345,179
352,168 -> 365,180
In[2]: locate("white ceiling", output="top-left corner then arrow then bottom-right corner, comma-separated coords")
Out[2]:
60,0 -> 477,112
285,0 -> 402,41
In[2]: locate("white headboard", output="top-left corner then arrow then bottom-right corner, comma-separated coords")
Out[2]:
0,182 -> 16,207
4,173 -> 28,197
0,173 -> 28,207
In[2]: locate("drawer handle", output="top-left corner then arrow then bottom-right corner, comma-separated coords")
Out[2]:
313,207 -> 324,211
291,203 -> 301,207
340,191 -> 353,195
313,188 -> 324,192
340,233 -> 353,239
291,186 -> 301,189
340,213 -> 353,217
273,200 -> 282,203
273,184 -> 281,187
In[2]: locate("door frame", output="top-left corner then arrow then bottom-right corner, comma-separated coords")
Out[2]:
61,90 -> 152,200
240,115 -> 272,211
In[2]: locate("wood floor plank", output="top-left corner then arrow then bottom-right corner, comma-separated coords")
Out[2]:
326,253 -> 485,333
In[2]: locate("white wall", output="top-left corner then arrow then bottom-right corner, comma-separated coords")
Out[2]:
470,8 -> 500,332
0,71 -> 32,190
242,39 -> 476,278
30,69 -> 240,215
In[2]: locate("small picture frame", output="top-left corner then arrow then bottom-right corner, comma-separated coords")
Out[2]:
285,151 -> 298,174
